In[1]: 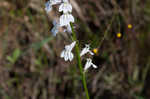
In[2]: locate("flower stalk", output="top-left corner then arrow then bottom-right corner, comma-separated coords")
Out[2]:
70,23 -> 90,99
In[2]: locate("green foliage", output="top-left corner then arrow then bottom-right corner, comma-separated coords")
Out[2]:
7,48 -> 21,64
30,37 -> 53,51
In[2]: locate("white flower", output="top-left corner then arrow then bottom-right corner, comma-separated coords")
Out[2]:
51,20 -> 60,36
59,0 -> 72,13
84,58 -> 97,72
50,0 -> 62,5
45,0 -> 61,13
60,41 -> 76,61
45,1 -> 52,13
80,44 -> 94,57
59,13 -> 74,26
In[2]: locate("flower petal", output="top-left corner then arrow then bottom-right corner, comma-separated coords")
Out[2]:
60,50 -> 65,58
65,52 -> 69,61
92,63 -> 97,68
70,41 -> 76,51
80,48 -> 88,57
69,52 -> 73,61
59,3 -> 63,12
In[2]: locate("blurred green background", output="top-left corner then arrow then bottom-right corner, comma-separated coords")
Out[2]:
0,0 -> 150,99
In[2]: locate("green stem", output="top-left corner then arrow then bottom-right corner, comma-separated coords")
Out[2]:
70,23 -> 90,99
98,15 -> 115,49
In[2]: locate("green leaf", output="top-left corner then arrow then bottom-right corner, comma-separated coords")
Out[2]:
6,56 -> 14,63
31,37 -> 53,50
7,48 -> 21,64
13,48 -> 21,61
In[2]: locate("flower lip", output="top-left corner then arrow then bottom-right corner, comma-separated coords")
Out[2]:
59,13 -> 74,26
80,44 -> 94,57
60,41 -> 76,61
84,58 -> 97,72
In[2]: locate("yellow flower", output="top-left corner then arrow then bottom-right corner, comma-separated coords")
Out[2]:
116,32 -> 122,38
93,48 -> 98,54
128,24 -> 132,29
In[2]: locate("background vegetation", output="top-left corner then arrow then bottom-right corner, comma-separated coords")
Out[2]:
0,0 -> 150,99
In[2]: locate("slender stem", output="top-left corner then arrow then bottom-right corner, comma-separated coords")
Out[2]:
98,15 -> 115,49
70,23 -> 90,99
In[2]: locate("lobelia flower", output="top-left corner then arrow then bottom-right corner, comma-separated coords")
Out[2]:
84,58 -> 97,72
59,13 -> 74,26
45,0 -> 62,13
51,20 -> 60,36
59,0 -> 72,13
60,41 -> 76,61
45,1 -> 52,13
80,44 -> 94,57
